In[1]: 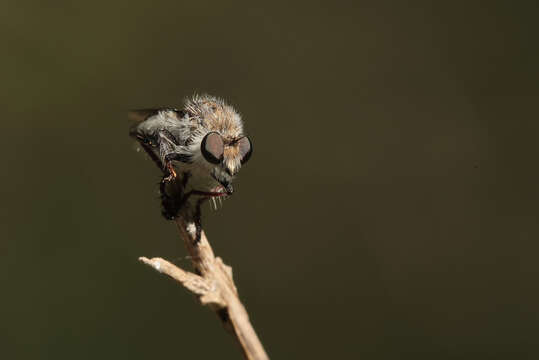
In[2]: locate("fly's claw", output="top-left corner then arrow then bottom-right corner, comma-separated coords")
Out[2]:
163,162 -> 177,183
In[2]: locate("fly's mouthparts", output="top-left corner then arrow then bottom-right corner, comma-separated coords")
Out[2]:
192,187 -> 230,198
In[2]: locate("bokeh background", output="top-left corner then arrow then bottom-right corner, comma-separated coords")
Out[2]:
2,1 -> 538,359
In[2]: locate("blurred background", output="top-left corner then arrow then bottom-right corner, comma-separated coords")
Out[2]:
2,1 -> 538,359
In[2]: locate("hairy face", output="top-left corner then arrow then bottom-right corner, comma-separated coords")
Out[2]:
183,96 -> 252,197
198,131 -> 252,196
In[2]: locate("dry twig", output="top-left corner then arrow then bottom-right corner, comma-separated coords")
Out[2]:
139,217 -> 269,360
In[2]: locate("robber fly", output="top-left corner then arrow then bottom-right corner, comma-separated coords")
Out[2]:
129,94 -> 252,239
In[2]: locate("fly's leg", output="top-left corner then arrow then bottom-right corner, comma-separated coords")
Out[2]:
134,129 -> 193,220
160,177 -> 178,220
134,133 -> 179,219
134,128 -> 205,238
157,129 -> 180,182
160,171 -> 192,220
135,129 -> 191,178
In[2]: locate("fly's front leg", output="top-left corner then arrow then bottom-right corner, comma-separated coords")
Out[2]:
134,128 -> 194,220
160,172 -> 192,220
134,134 -> 178,219
157,129 -> 180,182
159,130 -> 193,179
163,162 -> 176,182
160,178 -> 177,220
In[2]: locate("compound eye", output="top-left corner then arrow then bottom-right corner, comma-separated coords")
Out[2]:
201,132 -> 224,164
238,136 -> 252,164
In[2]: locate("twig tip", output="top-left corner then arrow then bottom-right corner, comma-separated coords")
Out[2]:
139,256 -> 163,272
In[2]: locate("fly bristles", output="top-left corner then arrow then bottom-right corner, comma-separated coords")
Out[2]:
184,95 -> 243,138
223,146 -> 242,174
210,196 -> 224,211
225,158 -> 241,176
209,196 -> 225,211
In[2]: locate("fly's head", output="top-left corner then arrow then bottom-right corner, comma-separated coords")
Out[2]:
185,95 -> 252,199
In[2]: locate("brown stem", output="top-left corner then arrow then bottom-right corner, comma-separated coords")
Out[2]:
139,217 -> 269,360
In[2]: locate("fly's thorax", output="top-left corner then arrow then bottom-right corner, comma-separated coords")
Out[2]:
185,94 -> 244,136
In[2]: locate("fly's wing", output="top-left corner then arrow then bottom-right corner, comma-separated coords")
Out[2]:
128,109 -> 173,171
128,108 -> 159,122
129,107 -> 186,140
128,108 -> 176,138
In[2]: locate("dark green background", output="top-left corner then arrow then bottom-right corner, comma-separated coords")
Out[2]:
2,1 -> 538,359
